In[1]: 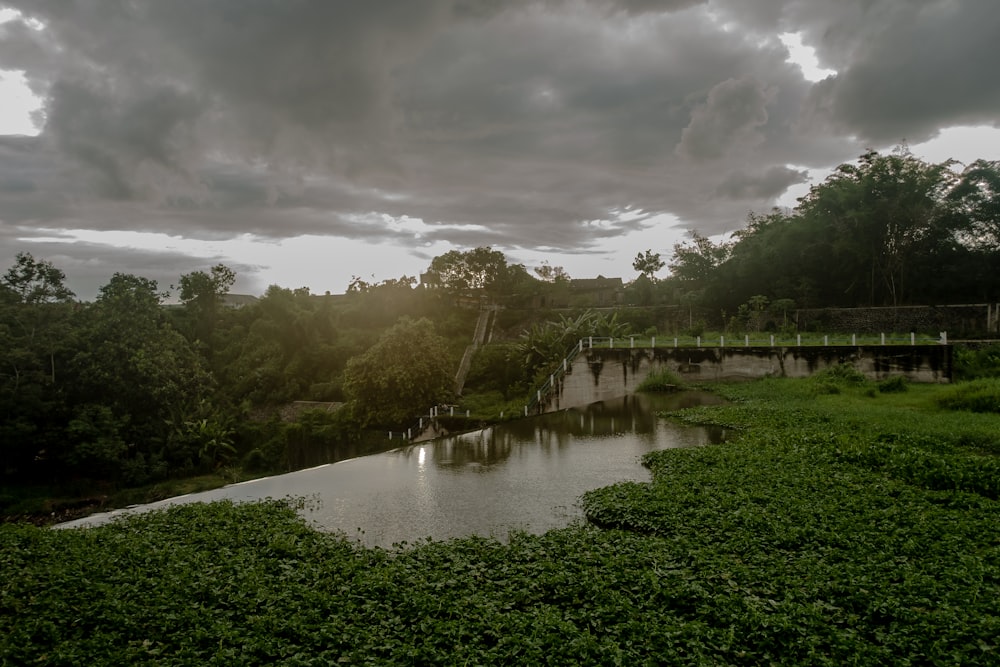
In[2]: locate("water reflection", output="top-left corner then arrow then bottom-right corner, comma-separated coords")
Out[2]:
59,391 -> 727,548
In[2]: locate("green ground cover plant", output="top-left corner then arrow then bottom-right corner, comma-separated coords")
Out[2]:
3,375 -> 1000,664
636,368 -> 685,392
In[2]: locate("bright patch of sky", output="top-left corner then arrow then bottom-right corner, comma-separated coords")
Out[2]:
779,32 -> 837,82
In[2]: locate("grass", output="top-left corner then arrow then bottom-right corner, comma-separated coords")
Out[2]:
3,374 -> 999,664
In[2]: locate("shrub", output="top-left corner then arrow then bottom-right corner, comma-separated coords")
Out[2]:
937,378 -> 1000,414
637,369 -> 684,392
877,375 -> 909,393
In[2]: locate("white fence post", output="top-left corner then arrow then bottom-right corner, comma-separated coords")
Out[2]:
940,331 -> 948,345
852,333 -> 856,346
651,336 -> 656,348
824,335 -> 828,346
720,336 -> 725,348
696,336 -> 701,348
770,335 -> 775,347
609,337 -> 614,348
910,332 -> 915,346
588,336 -> 593,348
881,333 -> 886,345
745,335 -> 749,347
674,337 -> 678,348
797,334 -> 802,346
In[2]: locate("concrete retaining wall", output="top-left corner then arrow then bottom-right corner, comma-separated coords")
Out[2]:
538,345 -> 951,413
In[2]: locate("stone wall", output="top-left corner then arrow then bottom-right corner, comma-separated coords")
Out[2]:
795,304 -> 998,336
538,345 -> 951,413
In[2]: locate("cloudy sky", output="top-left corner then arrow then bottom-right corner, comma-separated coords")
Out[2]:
1,0 -> 998,300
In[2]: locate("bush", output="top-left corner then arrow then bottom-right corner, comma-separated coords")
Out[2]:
937,378 -> 1000,414
813,363 -> 868,387
877,375 -> 909,393
636,369 -> 684,392
953,343 -> 1000,381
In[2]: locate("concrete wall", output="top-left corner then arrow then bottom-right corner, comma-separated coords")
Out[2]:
538,345 -> 951,413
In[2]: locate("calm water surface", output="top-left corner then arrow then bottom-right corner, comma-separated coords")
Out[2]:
59,392 -> 725,548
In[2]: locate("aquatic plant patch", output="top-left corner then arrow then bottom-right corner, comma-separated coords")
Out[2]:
3,376 -> 1000,664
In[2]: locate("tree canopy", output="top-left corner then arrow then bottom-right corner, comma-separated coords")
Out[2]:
343,317 -> 454,427
666,149 -> 1000,312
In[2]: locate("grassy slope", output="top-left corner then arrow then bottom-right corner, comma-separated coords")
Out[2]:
3,376 -> 999,665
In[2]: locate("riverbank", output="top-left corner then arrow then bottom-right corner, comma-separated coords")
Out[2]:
4,372 -> 999,664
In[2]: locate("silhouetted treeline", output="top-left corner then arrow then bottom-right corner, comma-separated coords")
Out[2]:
663,149 -> 1000,321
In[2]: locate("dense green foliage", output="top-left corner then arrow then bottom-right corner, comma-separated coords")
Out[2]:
4,377 -> 999,664
0,254 -> 477,499
662,149 -> 1000,315
343,317 -> 456,427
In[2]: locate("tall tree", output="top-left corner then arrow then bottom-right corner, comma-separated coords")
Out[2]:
426,247 -> 511,294
176,264 -> 236,357
0,253 -> 76,479
343,317 -> 453,427
796,148 -> 958,306
68,273 -> 212,474
632,249 -> 665,281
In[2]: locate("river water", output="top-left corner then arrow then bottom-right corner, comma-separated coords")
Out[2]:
58,391 -> 726,548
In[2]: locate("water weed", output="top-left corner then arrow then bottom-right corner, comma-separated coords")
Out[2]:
3,376 -> 1000,664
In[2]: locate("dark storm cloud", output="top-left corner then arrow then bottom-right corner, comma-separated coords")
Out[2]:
713,0 -> 1000,143
0,0 -> 995,290
676,77 -> 774,159
715,165 -> 808,200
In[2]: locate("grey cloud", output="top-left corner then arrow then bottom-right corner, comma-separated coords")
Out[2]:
1,0 -> 992,291
676,77 -> 773,160
805,0 -> 1000,144
715,165 -> 808,200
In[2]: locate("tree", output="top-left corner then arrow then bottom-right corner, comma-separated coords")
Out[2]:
343,317 -> 454,427
176,264 -> 236,356
68,273 -> 213,474
796,148 -> 958,306
632,250 -> 665,281
426,247 -> 510,294
0,254 -> 76,479
535,262 -> 569,283
0,252 -> 76,383
2,252 -> 75,305
668,234 -> 730,286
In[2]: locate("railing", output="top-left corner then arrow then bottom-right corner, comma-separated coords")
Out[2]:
576,331 -> 948,349
523,331 -> 949,417
399,331 -> 950,439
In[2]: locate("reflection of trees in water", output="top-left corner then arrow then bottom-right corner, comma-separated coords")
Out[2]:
286,438 -> 397,471
430,429 -> 515,469
429,392 -> 727,469
288,391 -> 728,471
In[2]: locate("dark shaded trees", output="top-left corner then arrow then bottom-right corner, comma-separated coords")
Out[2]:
343,317 -> 454,427
0,253 -> 77,479
668,148 -> 1000,315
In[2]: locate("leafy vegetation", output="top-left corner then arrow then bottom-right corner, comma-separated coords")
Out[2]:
660,149 -> 1000,317
5,376 -> 1000,663
636,369 -> 684,392
936,378 -> 1000,414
